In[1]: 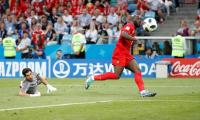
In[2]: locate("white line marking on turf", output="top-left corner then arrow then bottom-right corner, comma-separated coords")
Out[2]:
0,99 -> 200,112
55,84 -> 199,88
0,100 -> 112,112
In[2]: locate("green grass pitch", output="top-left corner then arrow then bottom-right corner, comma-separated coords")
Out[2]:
0,78 -> 199,120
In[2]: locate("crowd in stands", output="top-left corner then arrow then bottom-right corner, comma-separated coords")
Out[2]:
0,0 -> 197,59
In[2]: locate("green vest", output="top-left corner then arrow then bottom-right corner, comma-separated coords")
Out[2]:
72,33 -> 85,52
171,35 -> 185,57
3,37 -> 16,57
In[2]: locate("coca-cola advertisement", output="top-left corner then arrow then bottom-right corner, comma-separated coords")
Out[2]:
163,58 -> 200,78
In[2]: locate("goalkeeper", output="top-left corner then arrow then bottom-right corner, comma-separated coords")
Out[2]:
18,68 -> 57,97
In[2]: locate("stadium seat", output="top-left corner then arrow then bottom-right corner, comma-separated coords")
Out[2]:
197,42 -> 200,54
144,11 -> 156,19
159,42 -> 164,50
127,4 -> 137,13
62,34 -> 72,45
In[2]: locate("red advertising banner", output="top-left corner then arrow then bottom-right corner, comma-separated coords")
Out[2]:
163,58 -> 200,78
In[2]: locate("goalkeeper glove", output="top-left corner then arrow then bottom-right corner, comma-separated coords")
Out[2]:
46,84 -> 57,93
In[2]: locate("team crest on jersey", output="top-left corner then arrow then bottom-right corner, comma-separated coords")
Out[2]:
125,26 -> 130,30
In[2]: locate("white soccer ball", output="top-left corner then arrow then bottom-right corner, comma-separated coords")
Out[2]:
142,18 -> 158,32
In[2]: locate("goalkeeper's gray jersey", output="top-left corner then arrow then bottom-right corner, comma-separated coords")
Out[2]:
21,73 -> 42,94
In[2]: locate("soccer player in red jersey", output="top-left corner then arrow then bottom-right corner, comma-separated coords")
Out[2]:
85,15 -> 156,97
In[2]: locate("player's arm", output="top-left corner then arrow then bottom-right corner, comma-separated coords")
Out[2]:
36,74 -> 57,93
121,31 -> 137,41
18,83 -> 41,97
18,90 -> 30,96
18,90 -> 41,97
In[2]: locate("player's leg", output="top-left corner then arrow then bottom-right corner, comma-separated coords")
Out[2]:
85,66 -> 124,89
94,66 -> 124,80
126,59 -> 156,97
126,59 -> 144,92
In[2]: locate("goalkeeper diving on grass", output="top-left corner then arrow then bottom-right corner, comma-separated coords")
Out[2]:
18,68 -> 57,97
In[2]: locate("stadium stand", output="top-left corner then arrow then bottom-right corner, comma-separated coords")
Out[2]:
0,0 -> 199,60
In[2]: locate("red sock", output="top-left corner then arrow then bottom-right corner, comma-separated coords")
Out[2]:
94,72 -> 118,81
134,72 -> 145,92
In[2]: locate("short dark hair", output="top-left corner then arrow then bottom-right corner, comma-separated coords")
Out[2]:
56,49 -> 62,53
22,68 -> 32,76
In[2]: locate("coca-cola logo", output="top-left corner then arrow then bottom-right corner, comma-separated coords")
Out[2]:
170,61 -> 200,76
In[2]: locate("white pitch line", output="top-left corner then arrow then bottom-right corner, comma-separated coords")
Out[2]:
55,84 -> 199,88
0,99 -> 200,112
0,100 -> 113,112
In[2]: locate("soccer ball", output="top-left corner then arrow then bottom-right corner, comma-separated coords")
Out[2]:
142,18 -> 158,32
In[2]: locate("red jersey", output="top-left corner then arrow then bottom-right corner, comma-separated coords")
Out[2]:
115,23 -> 135,54
112,23 -> 136,66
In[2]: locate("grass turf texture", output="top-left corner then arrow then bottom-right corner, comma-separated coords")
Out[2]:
0,78 -> 199,120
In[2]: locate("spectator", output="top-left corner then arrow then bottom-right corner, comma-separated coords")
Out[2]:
44,0 -> 54,12
145,48 -> 158,59
0,22 -> 7,43
17,22 -> 29,39
104,1 -> 111,16
32,23 -> 45,49
97,23 -> 109,44
116,0 -> 128,15
54,16 -> 67,44
0,0 -> 7,15
191,20 -> 200,54
16,31 -> 31,59
29,17 -> 37,33
118,9 -> 128,24
27,10 -> 38,26
76,0 -> 86,15
49,7 -> 58,24
107,7 -> 119,26
71,20 -> 79,35
57,5 -> 64,16
2,33 -> 16,59
171,35 -> 186,58
152,41 -> 162,55
196,9 -> 200,20
85,21 -> 98,44
147,0 -> 165,23
45,22 -> 57,46
191,20 -> 200,37
174,0 -> 180,11
163,40 -> 172,55
93,9 -> 101,22
32,0 -> 44,15
78,8 -> 92,29
10,1 -> 22,16
71,27 -> 86,58
114,23 -> 123,43
4,14 -> 14,35
93,0 -> 104,13
177,20 -> 190,36
133,40 -> 145,55
21,0 -> 31,13
40,15 -> 48,30
96,12 -> 107,24
32,45 -> 46,59
137,0 -> 150,15
56,49 -> 63,60
105,23 -> 115,44
62,9 -> 73,26
160,0 -> 173,16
